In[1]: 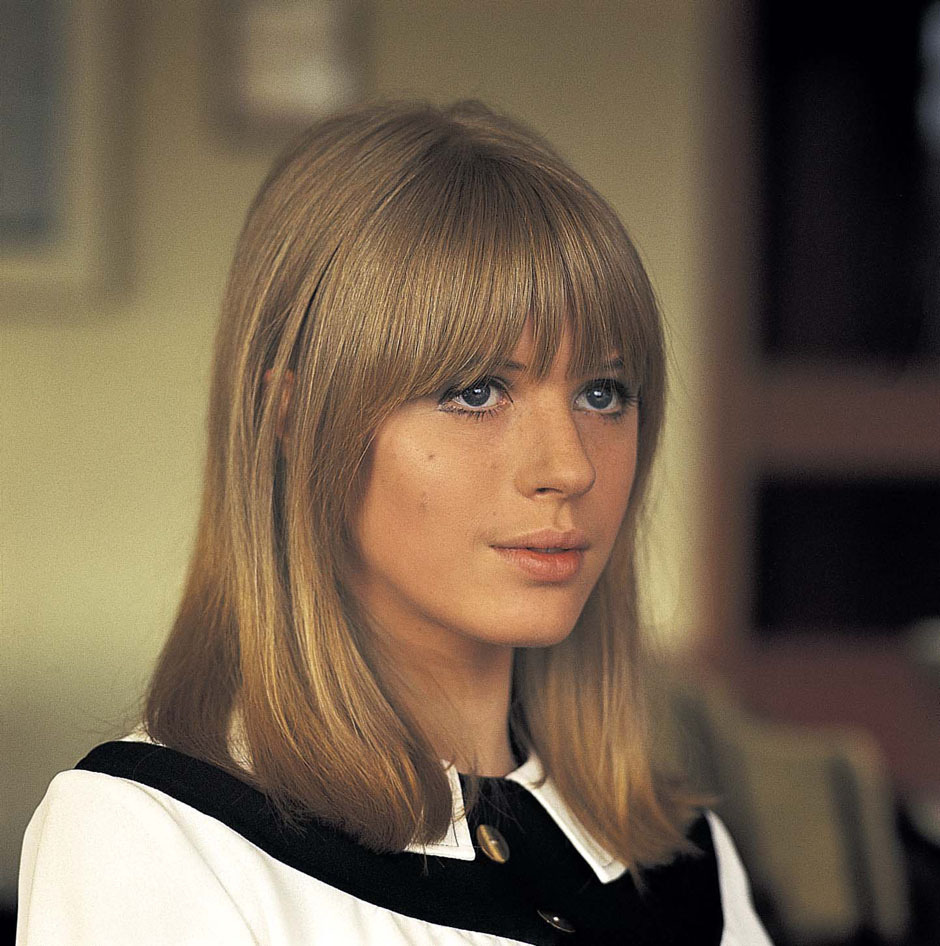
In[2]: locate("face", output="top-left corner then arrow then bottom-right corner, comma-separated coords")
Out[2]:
350,323 -> 639,665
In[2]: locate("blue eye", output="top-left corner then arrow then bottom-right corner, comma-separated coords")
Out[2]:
584,382 -> 615,410
439,377 -> 510,417
456,382 -> 498,409
576,379 -> 633,414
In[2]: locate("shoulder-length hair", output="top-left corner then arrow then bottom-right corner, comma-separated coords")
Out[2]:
145,100 -> 696,868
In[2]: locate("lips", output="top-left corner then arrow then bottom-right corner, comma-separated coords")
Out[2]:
492,529 -> 589,552
492,547 -> 584,581
491,529 -> 588,582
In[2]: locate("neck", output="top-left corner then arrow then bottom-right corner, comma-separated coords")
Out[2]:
381,637 -> 517,777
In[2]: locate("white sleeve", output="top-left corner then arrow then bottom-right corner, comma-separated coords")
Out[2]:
706,811 -> 775,946
16,770 -> 261,946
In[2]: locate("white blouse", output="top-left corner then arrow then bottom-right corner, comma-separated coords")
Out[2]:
17,736 -> 773,945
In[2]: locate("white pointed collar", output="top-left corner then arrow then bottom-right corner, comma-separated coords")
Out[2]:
125,728 -> 627,884
403,753 -> 628,884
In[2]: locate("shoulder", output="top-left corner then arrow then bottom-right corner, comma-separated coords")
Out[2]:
702,811 -> 776,946
25,735 -> 282,880
24,756 -> 253,867
17,745 -> 266,944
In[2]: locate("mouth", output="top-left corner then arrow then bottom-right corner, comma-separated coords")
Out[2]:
492,529 -> 589,553
492,548 -> 584,582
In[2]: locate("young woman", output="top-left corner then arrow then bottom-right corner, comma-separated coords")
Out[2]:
17,101 -> 772,945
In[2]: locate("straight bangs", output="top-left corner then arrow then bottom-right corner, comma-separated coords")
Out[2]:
310,138 -> 664,441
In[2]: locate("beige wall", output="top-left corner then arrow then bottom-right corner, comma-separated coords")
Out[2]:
0,0 -> 708,896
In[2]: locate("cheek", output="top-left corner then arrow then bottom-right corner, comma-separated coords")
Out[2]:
594,425 -> 639,497
362,433 -> 476,550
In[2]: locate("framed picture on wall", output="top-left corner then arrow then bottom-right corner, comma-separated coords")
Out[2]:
209,0 -> 368,136
0,0 -> 127,296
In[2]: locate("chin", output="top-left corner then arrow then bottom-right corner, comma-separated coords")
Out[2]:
512,631 -> 575,649
491,613 -> 582,649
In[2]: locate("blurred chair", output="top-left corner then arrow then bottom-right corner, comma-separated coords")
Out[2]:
664,671 -> 911,945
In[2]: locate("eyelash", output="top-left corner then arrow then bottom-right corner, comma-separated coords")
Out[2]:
438,376 -> 638,422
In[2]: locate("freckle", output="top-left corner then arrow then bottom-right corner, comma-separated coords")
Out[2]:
426,452 -> 436,461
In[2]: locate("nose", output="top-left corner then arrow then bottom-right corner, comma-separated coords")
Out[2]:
513,405 -> 596,498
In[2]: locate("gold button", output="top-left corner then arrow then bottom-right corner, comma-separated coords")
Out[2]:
537,910 -> 576,933
475,824 -> 510,863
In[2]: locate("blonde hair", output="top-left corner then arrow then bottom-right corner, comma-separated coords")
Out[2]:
145,100 -> 696,867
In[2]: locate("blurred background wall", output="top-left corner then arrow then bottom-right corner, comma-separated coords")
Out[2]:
3,2 -> 940,944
